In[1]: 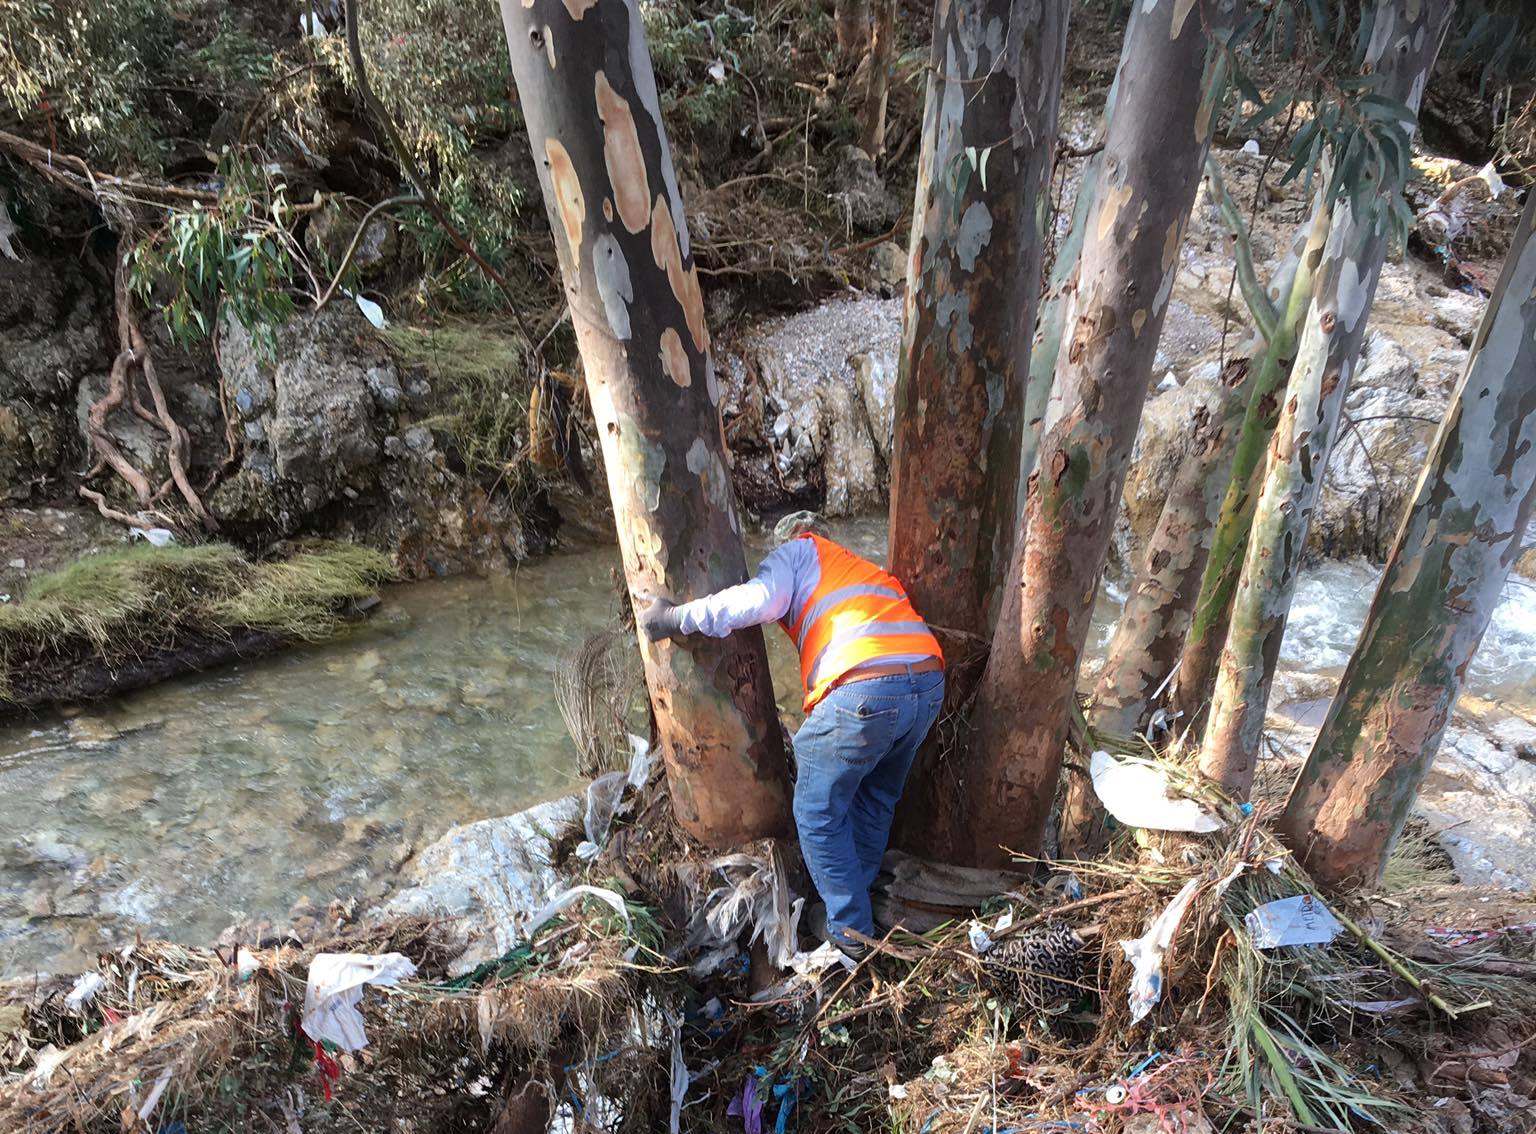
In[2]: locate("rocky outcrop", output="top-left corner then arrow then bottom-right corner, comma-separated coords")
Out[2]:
720,294 -> 901,518
380,795 -> 581,974
0,247 -> 109,500
211,304 -> 539,576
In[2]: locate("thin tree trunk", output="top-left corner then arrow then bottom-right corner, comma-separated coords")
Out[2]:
496,0 -> 791,845
957,0 -> 1232,869
1278,191 -> 1536,891
1197,0 -> 1455,797
1060,193 -> 1332,855
886,0 -> 1068,856
836,0 -> 871,64
1171,192 -> 1334,728
1099,191 -> 1332,743
1019,5 -> 1136,494
859,0 -> 896,156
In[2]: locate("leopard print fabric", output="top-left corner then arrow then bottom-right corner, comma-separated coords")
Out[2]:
980,922 -> 1086,1007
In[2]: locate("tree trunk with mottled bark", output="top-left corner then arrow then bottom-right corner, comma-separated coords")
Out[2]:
1197,0 -> 1455,798
1059,193 -> 1332,855
1019,4 -> 1135,494
1096,192 -> 1333,744
886,0 -> 1068,856
1278,191 -> 1536,891
836,0 -> 871,64
1170,193 -> 1333,729
859,0 -> 896,156
496,0 -> 791,845
953,0 -> 1232,869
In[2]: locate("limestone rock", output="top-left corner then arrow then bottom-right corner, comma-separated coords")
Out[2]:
830,146 -> 897,233
1312,387 -> 1442,561
720,295 -> 902,517
0,247 -> 109,498
380,795 -> 581,974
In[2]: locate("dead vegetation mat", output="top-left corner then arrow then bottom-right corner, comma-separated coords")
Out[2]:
0,907 -> 665,1134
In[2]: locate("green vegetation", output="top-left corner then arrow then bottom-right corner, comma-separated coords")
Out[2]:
379,323 -> 546,481
0,542 -> 393,703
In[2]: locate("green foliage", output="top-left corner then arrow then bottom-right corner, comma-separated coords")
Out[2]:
313,0 -> 518,179
378,323 -> 538,481
126,157 -> 301,351
0,0 -> 275,167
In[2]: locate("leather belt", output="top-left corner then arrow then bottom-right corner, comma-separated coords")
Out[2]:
835,657 -> 944,687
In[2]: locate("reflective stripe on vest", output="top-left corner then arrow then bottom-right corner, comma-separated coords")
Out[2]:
780,534 -> 943,712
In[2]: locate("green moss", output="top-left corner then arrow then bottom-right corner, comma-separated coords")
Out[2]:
379,322 -> 542,481
0,541 -> 394,703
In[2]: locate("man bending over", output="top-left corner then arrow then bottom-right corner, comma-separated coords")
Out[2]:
640,511 -> 945,958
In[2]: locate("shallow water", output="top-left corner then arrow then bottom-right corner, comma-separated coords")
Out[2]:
2,522 -> 1534,977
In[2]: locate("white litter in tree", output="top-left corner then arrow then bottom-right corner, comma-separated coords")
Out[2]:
64,972 -> 106,1012
0,200 -> 22,261
1090,750 -> 1225,833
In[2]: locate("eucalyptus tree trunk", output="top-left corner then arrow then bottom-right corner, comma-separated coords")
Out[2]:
1098,192 -> 1332,743
889,0 -> 1068,641
1278,192 -> 1536,891
836,0 -> 871,64
957,0 -> 1235,869
1197,0 -> 1455,797
496,0 -> 790,845
1018,9 -> 1132,494
859,0 -> 897,156
886,0 -> 1067,857
1060,194 -> 1332,855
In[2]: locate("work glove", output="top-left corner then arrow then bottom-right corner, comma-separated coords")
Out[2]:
638,598 -> 684,642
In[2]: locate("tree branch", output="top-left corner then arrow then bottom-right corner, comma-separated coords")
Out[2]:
1206,154 -> 1280,344
341,0 -> 536,347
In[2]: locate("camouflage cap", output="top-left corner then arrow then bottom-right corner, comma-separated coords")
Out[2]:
772,509 -> 828,545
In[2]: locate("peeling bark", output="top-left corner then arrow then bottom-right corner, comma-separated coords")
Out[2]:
497,0 -> 791,845
1279,191 -> 1536,891
1198,0 -> 1454,797
953,0 -> 1235,869
887,0 -> 1068,857
1172,193 -> 1333,727
1018,5 -> 1135,495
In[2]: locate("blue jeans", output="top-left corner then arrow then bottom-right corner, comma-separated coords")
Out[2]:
791,668 -> 945,945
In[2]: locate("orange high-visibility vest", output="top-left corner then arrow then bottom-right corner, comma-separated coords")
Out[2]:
780,534 -> 943,713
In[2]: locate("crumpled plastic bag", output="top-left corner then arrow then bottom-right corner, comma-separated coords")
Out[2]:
301,952 -> 418,1051
1091,751 -> 1224,833
1245,893 -> 1342,949
1120,878 -> 1201,1024
685,846 -> 803,970
577,737 -> 654,860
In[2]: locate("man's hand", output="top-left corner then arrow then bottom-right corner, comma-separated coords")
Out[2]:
638,598 -> 683,642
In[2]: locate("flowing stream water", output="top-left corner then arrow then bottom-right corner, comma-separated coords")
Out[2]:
3,517 -> 1534,978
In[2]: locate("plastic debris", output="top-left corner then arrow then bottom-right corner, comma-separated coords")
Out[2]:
967,909 -> 1013,955
64,972 -> 106,1013
1245,894 -> 1343,949
1090,751 -> 1225,833
1241,138 -> 1262,157
129,527 -> 177,547
301,952 -> 417,1051
576,739 -> 653,860
1120,878 -> 1201,1024
350,291 -> 388,329
728,1076 -> 765,1134
686,847 -> 803,969
668,1015 -> 690,1134
0,200 -> 21,262
524,884 -> 630,940
1426,920 -> 1536,948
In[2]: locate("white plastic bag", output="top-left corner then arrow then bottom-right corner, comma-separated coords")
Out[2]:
1090,751 -> 1224,833
301,952 -> 417,1051
1120,878 -> 1201,1024
1245,894 -> 1342,949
